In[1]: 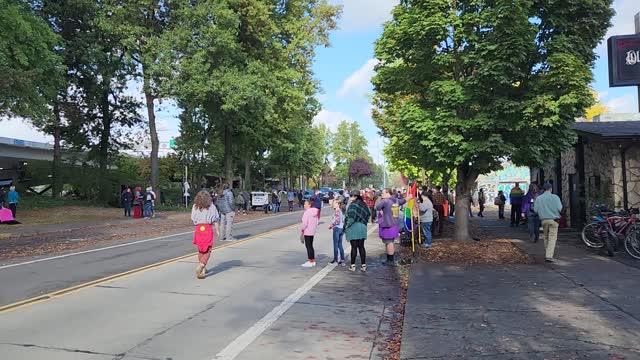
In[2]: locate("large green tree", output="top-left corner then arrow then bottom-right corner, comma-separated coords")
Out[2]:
101,0 -> 179,193
332,120 -> 370,185
169,0 -> 339,187
373,0 -> 613,240
0,0 -> 61,118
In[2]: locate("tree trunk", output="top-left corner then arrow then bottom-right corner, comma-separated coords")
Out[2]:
244,157 -> 251,191
99,88 -> 111,202
223,125 -> 233,185
51,101 -> 63,199
453,164 -> 478,241
442,170 -> 451,192
144,75 -> 159,192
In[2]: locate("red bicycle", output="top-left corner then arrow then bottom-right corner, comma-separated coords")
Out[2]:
581,206 -> 638,257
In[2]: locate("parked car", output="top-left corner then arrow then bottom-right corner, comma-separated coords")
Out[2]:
319,187 -> 332,203
302,190 -> 314,201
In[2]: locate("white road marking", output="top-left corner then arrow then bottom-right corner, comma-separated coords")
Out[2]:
0,210 -> 311,270
213,225 -> 377,360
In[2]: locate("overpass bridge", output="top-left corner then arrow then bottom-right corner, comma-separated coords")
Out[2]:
0,137 -> 82,185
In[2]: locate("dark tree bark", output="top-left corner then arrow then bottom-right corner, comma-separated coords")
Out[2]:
51,101 -> 63,199
99,88 -> 111,202
223,125 -> 233,185
244,157 -> 251,191
453,163 -> 478,241
144,75 -> 159,192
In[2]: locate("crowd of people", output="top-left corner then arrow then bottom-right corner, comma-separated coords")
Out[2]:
476,181 -> 563,262
186,180 -> 564,279
120,186 -> 157,219
191,184 -> 468,278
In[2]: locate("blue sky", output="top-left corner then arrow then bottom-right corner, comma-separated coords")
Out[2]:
2,0 -> 638,161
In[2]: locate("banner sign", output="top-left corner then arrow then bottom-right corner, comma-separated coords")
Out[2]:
608,34 -> 640,87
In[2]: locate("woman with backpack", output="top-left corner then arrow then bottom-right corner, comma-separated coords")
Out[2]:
376,188 -> 407,266
344,190 -> 369,272
144,187 -> 155,219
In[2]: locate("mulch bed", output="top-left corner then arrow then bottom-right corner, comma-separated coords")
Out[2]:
402,219 -> 532,265
417,239 -> 533,265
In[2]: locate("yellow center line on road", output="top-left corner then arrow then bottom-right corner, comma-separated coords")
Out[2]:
0,223 -> 302,315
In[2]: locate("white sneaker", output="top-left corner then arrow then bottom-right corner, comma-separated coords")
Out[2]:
301,261 -> 315,268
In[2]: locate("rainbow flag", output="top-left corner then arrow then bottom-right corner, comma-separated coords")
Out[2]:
404,182 -> 418,232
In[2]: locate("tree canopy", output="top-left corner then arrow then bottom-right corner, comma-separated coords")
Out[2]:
373,0 -> 614,240
0,0 -> 61,118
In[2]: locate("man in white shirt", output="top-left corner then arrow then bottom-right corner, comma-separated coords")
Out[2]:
418,192 -> 434,248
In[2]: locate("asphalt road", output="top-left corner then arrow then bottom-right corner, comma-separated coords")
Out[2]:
0,211 -> 387,360
0,207 -> 332,307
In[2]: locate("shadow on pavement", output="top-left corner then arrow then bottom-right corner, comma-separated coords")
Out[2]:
205,260 -> 244,278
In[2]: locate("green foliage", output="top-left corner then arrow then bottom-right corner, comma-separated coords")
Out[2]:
166,0 -> 339,185
332,120 -> 370,182
373,0 -> 614,239
0,0 -> 62,119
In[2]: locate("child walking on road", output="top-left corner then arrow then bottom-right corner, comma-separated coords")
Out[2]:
191,191 -> 220,279
329,199 -> 346,265
301,200 -> 319,268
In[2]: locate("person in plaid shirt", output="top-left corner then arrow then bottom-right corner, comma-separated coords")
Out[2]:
363,188 -> 377,224
433,186 -> 446,235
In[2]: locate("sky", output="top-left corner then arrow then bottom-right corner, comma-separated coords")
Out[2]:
2,0 -> 639,163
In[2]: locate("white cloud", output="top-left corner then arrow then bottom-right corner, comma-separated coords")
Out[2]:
337,59 -> 379,98
0,117 -> 52,143
313,110 -> 353,131
605,93 -> 638,113
332,0 -> 399,32
597,0 -> 639,56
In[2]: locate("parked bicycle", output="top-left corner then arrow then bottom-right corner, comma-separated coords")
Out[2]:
581,205 -> 639,258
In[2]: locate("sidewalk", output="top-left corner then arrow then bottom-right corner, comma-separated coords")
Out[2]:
401,216 -> 640,359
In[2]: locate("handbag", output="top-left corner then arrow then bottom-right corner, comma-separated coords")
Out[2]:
494,198 -> 502,206
299,233 -> 305,244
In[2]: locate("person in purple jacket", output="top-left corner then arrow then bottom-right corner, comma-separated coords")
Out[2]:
376,188 -> 407,266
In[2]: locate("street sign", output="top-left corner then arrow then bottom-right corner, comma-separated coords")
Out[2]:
608,34 -> 640,87
169,139 -> 176,149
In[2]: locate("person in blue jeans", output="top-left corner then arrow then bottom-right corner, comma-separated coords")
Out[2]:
271,191 -> 279,214
418,191 -> 434,248
328,199 -> 346,265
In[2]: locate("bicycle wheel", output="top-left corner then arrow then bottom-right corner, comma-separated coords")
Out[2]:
582,222 -> 605,248
624,226 -> 640,260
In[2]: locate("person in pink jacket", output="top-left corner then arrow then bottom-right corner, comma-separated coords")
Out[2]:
301,200 -> 320,268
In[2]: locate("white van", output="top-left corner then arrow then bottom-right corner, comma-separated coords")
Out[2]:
250,191 -> 270,210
